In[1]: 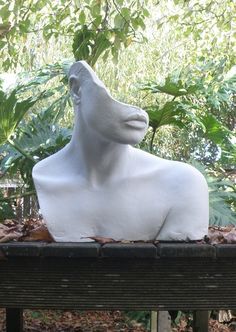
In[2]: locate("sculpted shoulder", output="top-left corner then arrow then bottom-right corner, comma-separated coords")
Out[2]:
160,159 -> 208,192
151,158 -> 209,241
131,148 -> 208,192
32,146 -> 70,181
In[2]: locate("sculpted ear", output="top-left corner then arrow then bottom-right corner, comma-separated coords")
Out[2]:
69,75 -> 81,105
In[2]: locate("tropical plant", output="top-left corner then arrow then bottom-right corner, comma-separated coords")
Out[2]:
140,60 -> 236,166
0,83 -> 41,161
0,63 -> 73,215
190,160 -> 236,226
1,110 -> 72,190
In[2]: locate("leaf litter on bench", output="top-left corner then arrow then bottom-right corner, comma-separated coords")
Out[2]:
1,218 -> 236,245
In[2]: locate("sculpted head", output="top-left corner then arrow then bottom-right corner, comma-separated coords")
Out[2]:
68,61 -> 149,145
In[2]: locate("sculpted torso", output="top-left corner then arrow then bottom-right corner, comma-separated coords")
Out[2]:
33,61 -> 209,242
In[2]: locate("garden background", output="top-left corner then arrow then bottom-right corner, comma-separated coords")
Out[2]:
0,0 -> 235,330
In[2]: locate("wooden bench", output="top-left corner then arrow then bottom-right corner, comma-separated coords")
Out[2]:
0,242 -> 235,332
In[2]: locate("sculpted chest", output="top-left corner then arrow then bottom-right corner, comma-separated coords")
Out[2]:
39,177 -> 170,241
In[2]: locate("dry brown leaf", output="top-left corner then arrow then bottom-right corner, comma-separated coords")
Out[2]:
22,225 -> 54,242
207,227 -> 236,245
0,224 -> 22,242
223,230 -> 236,244
207,228 -> 225,244
85,236 -> 116,244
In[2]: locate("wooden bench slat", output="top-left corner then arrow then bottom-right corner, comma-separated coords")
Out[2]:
102,243 -> 157,258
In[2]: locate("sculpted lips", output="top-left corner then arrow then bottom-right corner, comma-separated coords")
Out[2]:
124,114 -> 148,129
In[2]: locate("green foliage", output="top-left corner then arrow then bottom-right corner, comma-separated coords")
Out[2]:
140,72 -> 201,97
0,0 -> 235,227
0,0 -> 149,69
1,111 -> 71,189
208,177 -> 236,226
144,101 -> 204,131
0,191 -> 15,222
156,1 -> 236,67
68,0 -> 149,66
73,27 -> 111,66
141,61 -> 236,226
190,160 -> 236,226
140,60 -> 236,166
0,85 -> 40,146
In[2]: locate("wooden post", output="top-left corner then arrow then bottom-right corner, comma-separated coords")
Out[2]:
193,311 -> 209,332
151,311 -> 158,332
6,308 -> 23,332
151,311 -> 171,332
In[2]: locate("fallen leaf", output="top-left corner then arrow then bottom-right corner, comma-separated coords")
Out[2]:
0,224 -> 22,242
224,230 -> 236,244
22,225 -> 54,242
85,236 -> 116,244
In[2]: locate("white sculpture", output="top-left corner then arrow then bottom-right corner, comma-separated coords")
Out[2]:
33,61 -> 209,242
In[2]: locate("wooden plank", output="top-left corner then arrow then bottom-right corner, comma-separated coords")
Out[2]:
102,243 -> 157,258
216,245 -> 236,257
0,243 -> 101,258
193,311 -> 209,332
6,308 -> 23,332
157,244 -> 215,258
0,244 -> 235,313
41,243 -> 101,257
0,257 -> 235,310
0,242 -> 225,259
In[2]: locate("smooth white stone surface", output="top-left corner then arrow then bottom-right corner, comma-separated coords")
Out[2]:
33,61 -> 209,242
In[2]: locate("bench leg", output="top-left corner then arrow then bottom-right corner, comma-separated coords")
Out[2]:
193,311 -> 209,332
6,308 -> 23,332
151,311 -> 158,332
151,311 -> 171,332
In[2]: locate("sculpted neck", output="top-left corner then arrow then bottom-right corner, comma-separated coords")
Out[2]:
68,115 -> 131,187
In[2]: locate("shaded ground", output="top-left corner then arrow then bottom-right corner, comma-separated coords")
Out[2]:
0,310 -> 146,332
0,309 -> 235,331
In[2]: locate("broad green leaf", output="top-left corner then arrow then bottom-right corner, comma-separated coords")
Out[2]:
92,15 -> 102,27
116,0 -> 124,5
121,7 -> 130,19
114,14 -> 124,29
145,101 -> 186,129
142,8 -> 150,17
0,4 -> 10,21
91,3 -> 101,17
200,113 -> 234,146
79,10 -> 86,25
190,161 -> 236,226
140,75 -> 200,97
19,19 -> 31,33
90,33 -> 111,66
0,86 -> 46,146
